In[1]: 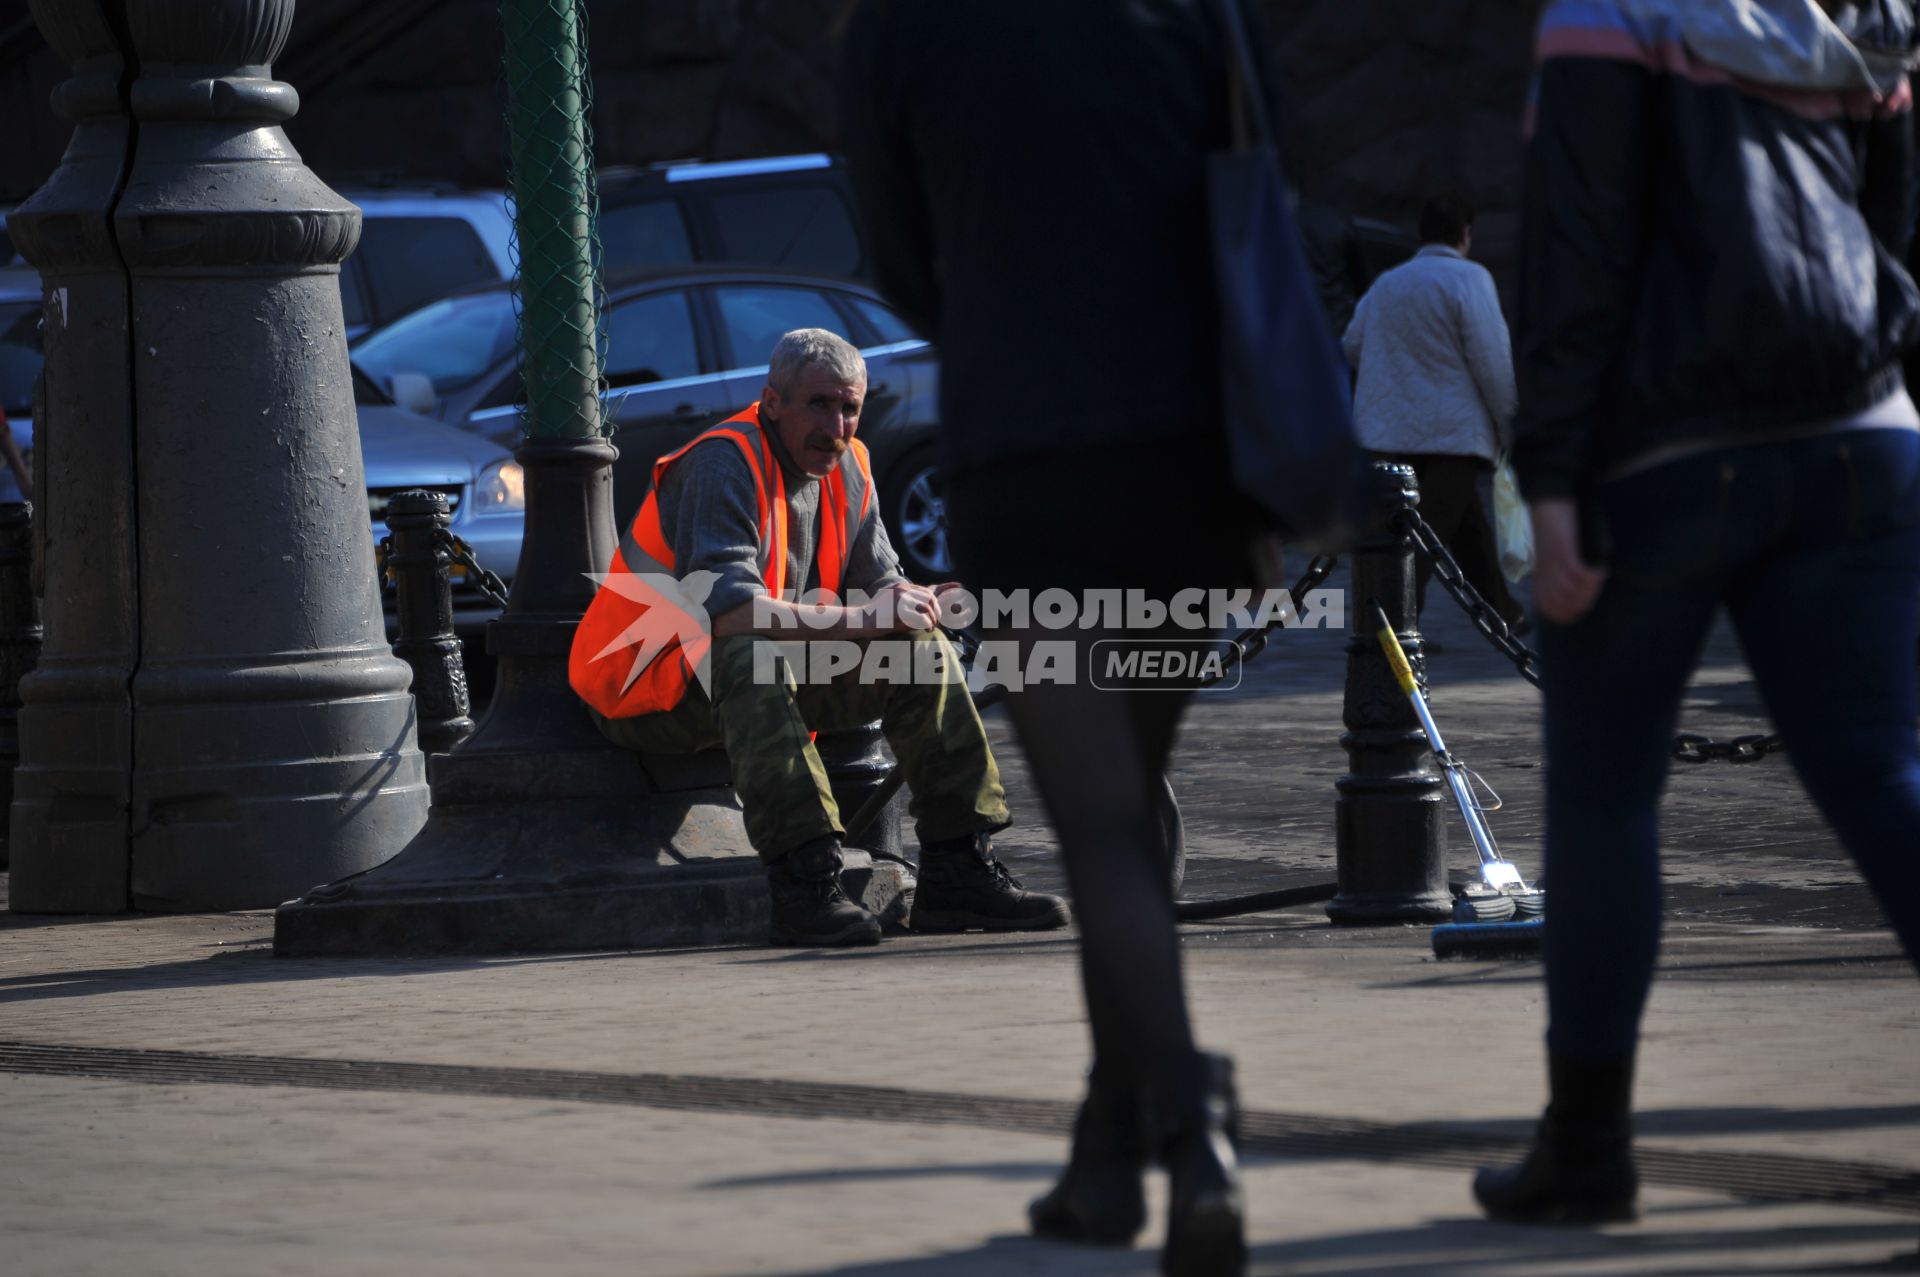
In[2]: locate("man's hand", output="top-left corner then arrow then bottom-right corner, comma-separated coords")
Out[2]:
1529,497 -> 1607,625
930,581 -> 971,626
714,580 -> 969,640
861,580 -> 943,633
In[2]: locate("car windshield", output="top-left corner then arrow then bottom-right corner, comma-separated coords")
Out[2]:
0,300 -> 43,418
351,364 -> 392,406
354,291 -> 518,398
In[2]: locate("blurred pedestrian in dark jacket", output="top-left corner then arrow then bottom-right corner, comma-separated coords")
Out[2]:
1476,0 -> 1920,1227
841,2 -> 1288,1271
1298,198 -> 1361,342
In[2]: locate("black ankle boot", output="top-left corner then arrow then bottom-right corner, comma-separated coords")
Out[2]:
765,837 -> 882,948
1474,1051 -> 1639,1224
1156,1051 -> 1246,1277
1029,1064 -> 1148,1245
911,833 -> 1070,933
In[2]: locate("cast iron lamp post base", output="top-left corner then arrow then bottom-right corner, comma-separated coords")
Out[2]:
273,436 -> 909,957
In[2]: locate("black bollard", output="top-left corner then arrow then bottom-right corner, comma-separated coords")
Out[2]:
6,0 -> 140,911
384,492 -> 476,756
0,503 -> 43,871
1326,462 -> 1454,924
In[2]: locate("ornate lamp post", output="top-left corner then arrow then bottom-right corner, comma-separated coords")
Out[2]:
6,0 -> 139,910
9,0 -> 430,912
0,504 -> 42,871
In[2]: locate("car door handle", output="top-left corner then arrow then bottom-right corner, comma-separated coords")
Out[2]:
869,383 -> 890,397
672,403 -> 705,419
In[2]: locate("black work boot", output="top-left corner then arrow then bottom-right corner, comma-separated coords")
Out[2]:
1474,1051 -> 1639,1224
1156,1051 -> 1247,1277
1029,1062 -> 1149,1246
910,833 -> 1070,933
765,837 -> 882,948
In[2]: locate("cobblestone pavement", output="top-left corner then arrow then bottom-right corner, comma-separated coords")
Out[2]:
2,581 -> 1916,1275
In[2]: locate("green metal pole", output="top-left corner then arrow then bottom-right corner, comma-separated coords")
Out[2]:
500,0 -> 601,441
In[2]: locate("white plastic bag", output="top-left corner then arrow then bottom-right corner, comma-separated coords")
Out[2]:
1493,460 -> 1534,584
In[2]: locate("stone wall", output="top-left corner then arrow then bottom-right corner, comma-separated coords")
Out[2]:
4,0 -> 1544,285
1263,1 -> 1544,291
278,0 -> 857,190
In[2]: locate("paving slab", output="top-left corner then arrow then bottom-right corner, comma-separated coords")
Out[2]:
3,1071 -> 1914,1277
2,580 -> 1916,1274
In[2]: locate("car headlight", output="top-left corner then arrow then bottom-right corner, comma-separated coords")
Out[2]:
473,459 -> 525,513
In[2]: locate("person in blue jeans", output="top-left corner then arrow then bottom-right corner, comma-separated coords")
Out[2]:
1479,0 -> 1920,1225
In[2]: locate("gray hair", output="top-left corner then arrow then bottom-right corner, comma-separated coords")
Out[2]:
768,328 -> 866,393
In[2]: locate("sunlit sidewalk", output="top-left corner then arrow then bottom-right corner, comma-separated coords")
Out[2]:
1,599 -> 1916,1275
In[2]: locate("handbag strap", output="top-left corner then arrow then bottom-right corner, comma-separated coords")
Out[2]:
1213,0 -> 1276,151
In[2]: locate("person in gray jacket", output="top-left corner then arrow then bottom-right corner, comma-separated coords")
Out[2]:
1343,193 -> 1526,629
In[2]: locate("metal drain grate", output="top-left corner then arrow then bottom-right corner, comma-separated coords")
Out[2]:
3,1039 -> 1915,1216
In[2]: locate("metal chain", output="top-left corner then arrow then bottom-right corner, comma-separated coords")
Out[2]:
1398,507 -> 1784,765
372,531 -> 511,611
442,532 -> 512,609
1199,554 -> 1341,688
1670,732 -> 1787,765
1398,509 -> 1542,688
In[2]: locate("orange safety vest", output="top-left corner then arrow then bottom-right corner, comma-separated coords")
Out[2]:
569,402 -> 875,720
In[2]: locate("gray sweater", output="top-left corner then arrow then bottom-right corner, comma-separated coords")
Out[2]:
1341,245 -> 1516,464
655,427 -> 905,618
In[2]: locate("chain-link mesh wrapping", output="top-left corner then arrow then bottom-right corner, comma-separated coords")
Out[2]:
499,0 -> 606,441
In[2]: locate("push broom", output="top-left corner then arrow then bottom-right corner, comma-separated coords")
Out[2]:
1370,604 -> 1545,959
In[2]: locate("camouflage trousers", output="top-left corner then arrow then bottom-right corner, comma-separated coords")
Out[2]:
592,631 -> 1010,863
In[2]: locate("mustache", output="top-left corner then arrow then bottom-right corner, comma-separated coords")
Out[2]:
808,436 -> 850,455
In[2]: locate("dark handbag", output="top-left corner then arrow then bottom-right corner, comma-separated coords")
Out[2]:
1207,0 -> 1362,542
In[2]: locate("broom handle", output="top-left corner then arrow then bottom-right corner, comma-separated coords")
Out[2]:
1371,605 -> 1516,877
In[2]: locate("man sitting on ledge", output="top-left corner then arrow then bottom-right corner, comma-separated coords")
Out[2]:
569,328 -> 1069,947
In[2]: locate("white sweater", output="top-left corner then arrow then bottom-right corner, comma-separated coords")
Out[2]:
1341,245 -> 1516,464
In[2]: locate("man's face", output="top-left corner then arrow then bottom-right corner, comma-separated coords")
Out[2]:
762,365 -> 864,479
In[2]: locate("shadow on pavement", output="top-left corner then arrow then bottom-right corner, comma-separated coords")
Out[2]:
0,925 -> 1088,1005
0,908 -> 144,932
765,1217 -> 1919,1276
1243,1216 -> 1920,1276
771,1232 -> 1158,1276
727,935 -> 1080,967
1379,949 -> 1907,991
0,943 -> 705,1005
1392,1103 -> 1920,1144
704,1160 -> 1057,1190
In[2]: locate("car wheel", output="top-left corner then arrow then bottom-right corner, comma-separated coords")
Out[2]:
887,447 -> 953,581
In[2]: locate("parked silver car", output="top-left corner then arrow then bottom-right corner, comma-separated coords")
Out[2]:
336,188 -> 517,342
0,272 -> 41,503
0,274 -> 521,642
353,366 -> 523,640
